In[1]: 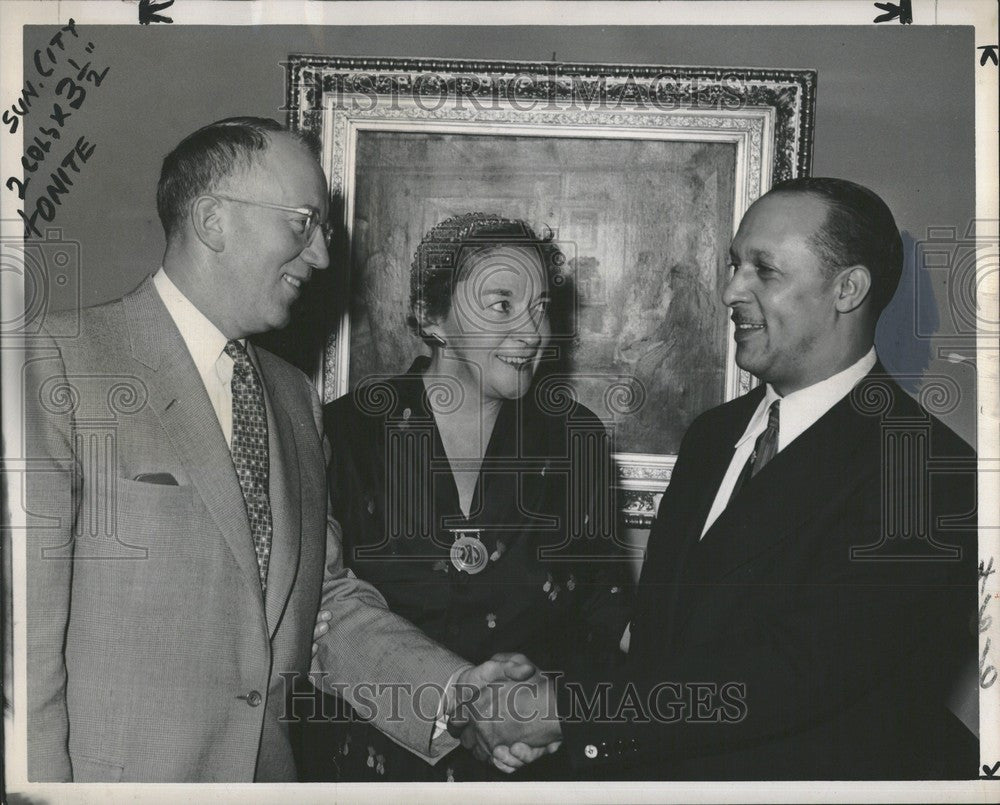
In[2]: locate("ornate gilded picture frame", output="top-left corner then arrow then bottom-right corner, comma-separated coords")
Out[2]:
286,56 -> 816,525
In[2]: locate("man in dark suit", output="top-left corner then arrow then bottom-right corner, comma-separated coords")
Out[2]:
467,178 -> 978,779
23,117 -> 525,782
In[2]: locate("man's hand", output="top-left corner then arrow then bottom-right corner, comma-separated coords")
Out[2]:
447,652 -> 537,727
458,667 -> 562,773
489,738 -> 563,774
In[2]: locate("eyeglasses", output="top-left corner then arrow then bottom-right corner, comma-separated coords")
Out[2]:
213,194 -> 333,247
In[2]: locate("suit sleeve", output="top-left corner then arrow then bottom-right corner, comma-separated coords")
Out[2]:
308,389 -> 471,764
23,333 -> 78,781
558,414 -> 977,772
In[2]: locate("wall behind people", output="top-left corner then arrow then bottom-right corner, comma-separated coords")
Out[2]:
21,24 -> 976,564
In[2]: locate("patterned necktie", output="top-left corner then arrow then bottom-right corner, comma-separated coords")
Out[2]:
225,340 -> 273,591
729,400 -> 780,505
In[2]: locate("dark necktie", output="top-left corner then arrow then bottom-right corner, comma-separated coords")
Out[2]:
225,340 -> 273,591
729,400 -> 780,505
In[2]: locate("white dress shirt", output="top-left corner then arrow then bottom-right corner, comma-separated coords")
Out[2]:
700,347 -> 878,537
152,268 -> 244,448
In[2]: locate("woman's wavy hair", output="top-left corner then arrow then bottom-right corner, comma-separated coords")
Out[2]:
407,213 -> 570,345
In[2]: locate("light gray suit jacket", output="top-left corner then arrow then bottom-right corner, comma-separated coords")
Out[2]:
24,276 -> 465,782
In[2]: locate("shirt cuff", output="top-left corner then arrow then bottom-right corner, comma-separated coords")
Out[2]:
432,663 -> 474,742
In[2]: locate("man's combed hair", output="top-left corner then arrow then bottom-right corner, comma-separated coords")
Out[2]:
770,176 -> 904,313
408,212 -> 567,342
156,116 -> 320,239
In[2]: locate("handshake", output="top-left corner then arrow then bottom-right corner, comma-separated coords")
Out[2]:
448,653 -> 564,773
313,614 -> 563,773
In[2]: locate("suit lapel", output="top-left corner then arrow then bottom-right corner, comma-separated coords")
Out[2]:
122,279 -> 265,612
656,393 -> 759,646
490,398 -> 545,533
482,396 -> 566,552
255,349 -> 302,639
685,380 -> 878,592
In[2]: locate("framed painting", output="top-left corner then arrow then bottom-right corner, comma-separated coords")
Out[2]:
286,56 -> 816,525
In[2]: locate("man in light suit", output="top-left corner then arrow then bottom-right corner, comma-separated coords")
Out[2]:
468,178 -> 978,779
24,117 -> 521,782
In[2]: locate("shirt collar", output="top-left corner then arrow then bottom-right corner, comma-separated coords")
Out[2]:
735,347 -> 878,451
152,268 -> 238,376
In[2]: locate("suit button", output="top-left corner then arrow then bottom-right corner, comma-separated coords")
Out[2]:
584,744 -> 598,759
245,690 -> 262,707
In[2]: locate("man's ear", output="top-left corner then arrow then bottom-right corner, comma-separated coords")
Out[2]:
833,265 -> 872,314
190,195 -> 226,253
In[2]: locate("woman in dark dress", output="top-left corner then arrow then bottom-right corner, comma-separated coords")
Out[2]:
300,213 -> 632,782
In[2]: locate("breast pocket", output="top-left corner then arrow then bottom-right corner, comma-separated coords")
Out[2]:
74,474 -> 197,559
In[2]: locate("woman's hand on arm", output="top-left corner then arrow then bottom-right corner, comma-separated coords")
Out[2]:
311,609 -> 332,656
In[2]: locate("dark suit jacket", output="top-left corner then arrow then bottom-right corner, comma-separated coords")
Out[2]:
299,358 -> 632,781
325,358 -> 632,670
560,365 -> 978,779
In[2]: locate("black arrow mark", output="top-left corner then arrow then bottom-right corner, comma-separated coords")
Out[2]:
983,761 -> 1000,777
139,0 -> 174,25
873,0 -> 912,24
979,45 -> 999,67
